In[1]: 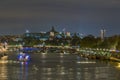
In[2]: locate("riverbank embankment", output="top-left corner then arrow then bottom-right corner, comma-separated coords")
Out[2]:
78,48 -> 120,62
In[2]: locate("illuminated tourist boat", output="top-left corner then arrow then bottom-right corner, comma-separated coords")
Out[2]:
17,52 -> 30,62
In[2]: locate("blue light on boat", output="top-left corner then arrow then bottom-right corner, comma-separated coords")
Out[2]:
17,52 -> 31,62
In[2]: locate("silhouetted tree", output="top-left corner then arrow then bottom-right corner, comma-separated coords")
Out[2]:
71,33 -> 81,46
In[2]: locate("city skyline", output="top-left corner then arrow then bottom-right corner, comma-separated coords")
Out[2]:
0,0 -> 120,36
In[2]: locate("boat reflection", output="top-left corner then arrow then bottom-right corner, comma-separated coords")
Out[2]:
19,63 -> 28,80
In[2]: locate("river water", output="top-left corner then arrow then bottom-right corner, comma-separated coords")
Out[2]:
0,52 -> 120,80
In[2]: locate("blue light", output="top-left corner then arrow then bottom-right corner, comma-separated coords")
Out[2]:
17,52 -> 31,63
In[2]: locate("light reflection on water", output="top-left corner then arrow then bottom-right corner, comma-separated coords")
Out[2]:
1,53 -> 120,80
19,63 -> 28,80
0,63 -> 8,80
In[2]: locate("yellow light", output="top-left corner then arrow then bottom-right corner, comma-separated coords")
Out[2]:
116,63 -> 120,69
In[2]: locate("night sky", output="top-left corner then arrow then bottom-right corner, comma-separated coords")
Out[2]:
0,0 -> 120,37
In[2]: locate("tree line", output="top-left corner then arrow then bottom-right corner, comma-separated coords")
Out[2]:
1,34 -> 120,50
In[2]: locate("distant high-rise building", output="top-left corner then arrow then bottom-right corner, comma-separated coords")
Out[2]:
100,29 -> 106,41
25,29 -> 30,37
26,29 -> 29,33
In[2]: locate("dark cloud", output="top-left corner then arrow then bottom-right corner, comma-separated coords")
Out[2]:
0,0 -> 120,36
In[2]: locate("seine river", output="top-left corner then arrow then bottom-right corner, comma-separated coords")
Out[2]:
0,52 -> 120,80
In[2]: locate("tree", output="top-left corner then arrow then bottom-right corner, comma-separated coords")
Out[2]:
80,34 -> 96,48
71,33 -> 81,46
